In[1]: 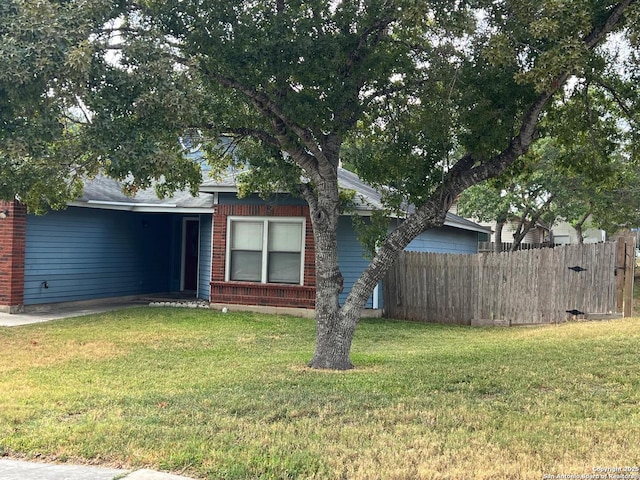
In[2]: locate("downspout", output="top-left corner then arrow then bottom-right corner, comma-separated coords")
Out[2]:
372,244 -> 381,309
372,283 -> 379,310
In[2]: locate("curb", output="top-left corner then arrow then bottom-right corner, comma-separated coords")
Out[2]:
0,459 -> 196,480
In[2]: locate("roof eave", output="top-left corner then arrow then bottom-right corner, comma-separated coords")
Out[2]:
199,185 -> 238,193
67,200 -> 214,214
443,219 -> 493,234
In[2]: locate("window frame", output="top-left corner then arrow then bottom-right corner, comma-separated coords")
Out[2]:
225,216 -> 306,285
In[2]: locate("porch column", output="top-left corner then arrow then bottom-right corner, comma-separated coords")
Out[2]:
0,201 -> 27,313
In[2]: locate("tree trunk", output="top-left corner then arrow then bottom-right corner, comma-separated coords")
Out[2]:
305,172 -> 355,370
574,211 -> 590,244
510,207 -> 533,251
511,226 -> 530,251
308,310 -> 356,370
494,221 -> 505,253
575,224 -> 584,244
342,198 -> 448,319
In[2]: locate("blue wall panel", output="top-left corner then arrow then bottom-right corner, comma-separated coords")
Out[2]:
198,214 -> 213,301
24,208 -> 174,305
337,218 -> 479,309
404,225 -> 479,254
336,217 -> 375,309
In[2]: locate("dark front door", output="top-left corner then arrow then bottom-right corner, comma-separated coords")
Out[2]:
183,219 -> 199,291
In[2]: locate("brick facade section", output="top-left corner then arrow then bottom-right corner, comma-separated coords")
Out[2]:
210,204 -> 316,308
0,201 -> 26,312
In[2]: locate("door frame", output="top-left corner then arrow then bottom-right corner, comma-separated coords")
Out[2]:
180,217 -> 200,294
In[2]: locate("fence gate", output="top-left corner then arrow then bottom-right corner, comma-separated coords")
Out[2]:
383,237 -> 635,326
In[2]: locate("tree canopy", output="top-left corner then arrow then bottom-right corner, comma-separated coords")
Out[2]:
457,138 -> 640,250
2,0 -> 639,368
458,70 -> 640,249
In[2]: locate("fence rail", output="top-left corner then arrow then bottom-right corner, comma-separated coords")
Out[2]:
478,241 -> 563,253
383,238 -> 635,326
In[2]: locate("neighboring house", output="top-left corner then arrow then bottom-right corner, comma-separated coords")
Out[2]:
549,219 -> 606,245
0,168 -> 490,314
487,219 -> 606,245
480,218 -> 551,249
449,203 -> 605,249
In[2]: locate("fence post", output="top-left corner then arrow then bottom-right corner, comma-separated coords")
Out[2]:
624,235 -> 635,317
616,239 -> 626,314
615,235 -> 635,317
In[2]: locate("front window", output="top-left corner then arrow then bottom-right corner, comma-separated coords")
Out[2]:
227,217 -> 305,285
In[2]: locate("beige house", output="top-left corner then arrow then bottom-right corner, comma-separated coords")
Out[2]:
449,203 -> 606,249
550,220 -> 606,244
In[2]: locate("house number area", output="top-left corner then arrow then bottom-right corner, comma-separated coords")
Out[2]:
542,466 -> 640,479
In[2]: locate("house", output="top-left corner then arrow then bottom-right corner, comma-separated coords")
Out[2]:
449,202 -> 605,251
548,219 -> 606,245
0,168 -> 490,314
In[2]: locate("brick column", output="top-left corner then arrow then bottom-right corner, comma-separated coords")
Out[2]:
0,201 -> 26,313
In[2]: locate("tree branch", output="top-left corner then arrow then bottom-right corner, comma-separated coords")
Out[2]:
217,127 -> 281,149
342,16 -> 395,80
297,182 -> 318,211
574,209 -> 592,230
332,15 -> 397,130
584,0 -> 635,49
597,80 -> 635,119
211,74 -> 325,174
451,0 -> 637,193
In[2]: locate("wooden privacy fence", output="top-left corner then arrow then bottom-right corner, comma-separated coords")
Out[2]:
383,238 -> 635,326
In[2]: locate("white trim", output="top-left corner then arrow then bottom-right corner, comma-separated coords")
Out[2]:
199,185 -> 238,193
67,201 -> 214,214
181,217 -> 200,294
87,200 -> 177,208
225,216 -> 306,286
443,219 -> 493,234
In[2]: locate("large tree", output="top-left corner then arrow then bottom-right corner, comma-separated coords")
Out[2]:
2,0 -> 639,369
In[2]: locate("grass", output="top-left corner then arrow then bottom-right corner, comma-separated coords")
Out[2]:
1,308 -> 639,479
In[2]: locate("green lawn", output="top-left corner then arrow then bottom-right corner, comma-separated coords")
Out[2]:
1,308 -> 639,479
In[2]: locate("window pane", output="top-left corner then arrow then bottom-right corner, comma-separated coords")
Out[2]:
230,251 -> 262,282
268,222 -> 302,252
268,252 -> 301,284
231,221 -> 263,250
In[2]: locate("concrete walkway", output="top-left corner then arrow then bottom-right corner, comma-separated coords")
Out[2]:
0,459 -> 197,480
0,300 -> 145,327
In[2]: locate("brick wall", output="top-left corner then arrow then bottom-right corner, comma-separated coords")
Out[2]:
210,204 -> 316,308
0,201 -> 26,312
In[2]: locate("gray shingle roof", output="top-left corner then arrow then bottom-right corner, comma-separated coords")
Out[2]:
200,167 -> 491,234
70,175 -> 215,211
71,169 -> 490,233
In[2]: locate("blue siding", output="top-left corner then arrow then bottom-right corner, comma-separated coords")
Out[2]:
198,214 -> 213,301
24,208 -> 173,305
337,218 -> 479,309
337,217 -> 376,309
405,225 -> 479,254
